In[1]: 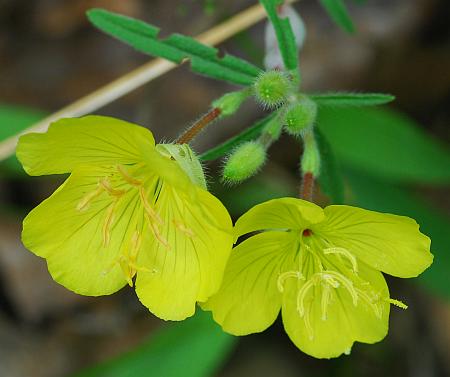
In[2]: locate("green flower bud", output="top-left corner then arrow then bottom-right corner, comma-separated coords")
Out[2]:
223,141 -> 266,184
284,97 -> 317,135
212,89 -> 251,117
253,70 -> 292,108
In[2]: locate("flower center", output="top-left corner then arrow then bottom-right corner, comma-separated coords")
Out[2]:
277,238 -> 407,340
75,165 -> 193,285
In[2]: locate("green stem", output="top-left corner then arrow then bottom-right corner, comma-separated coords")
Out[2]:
200,112 -> 277,161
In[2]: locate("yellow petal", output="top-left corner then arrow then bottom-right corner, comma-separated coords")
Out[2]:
202,231 -> 297,335
234,198 -> 324,240
315,205 -> 433,278
16,115 -> 155,175
135,186 -> 233,321
21,165 -> 147,295
282,257 -> 389,359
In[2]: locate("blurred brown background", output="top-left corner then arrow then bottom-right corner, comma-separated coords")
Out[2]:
0,0 -> 449,376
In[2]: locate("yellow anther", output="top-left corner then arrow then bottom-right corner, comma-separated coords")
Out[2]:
322,271 -> 358,306
139,187 -> 163,225
323,247 -> 358,273
320,273 -> 340,288
102,201 -> 116,247
277,271 -> 304,293
99,178 -> 125,197
356,288 -> 383,318
117,165 -> 142,186
296,278 -> 316,317
321,284 -> 331,321
304,244 -> 324,272
129,231 -> 142,258
172,219 -> 195,237
304,306 -> 314,341
388,298 -> 408,310
149,221 -> 171,250
77,185 -> 103,211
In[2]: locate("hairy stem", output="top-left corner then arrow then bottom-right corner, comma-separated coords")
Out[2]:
176,108 -> 222,144
301,172 -> 315,201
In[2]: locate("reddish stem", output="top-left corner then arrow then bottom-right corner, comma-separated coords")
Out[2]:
300,172 -> 315,202
175,108 -> 222,144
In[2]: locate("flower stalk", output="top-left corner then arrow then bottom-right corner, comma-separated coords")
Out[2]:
176,107 -> 222,144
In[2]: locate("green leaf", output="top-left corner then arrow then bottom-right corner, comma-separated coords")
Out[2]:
317,107 -> 450,185
200,112 -> 277,161
73,310 -> 236,377
87,9 -> 261,86
318,0 -> 355,33
346,170 -> 450,299
259,0 -> 299,71
310,92 -> 395,107
315,129 -> 345,203
0,103 -> 46,173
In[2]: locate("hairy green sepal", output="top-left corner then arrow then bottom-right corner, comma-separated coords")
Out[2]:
157,144 -> 207,189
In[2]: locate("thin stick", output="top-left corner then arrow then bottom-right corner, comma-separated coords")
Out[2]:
176,108 -> 222,144
0,0 -> 298,162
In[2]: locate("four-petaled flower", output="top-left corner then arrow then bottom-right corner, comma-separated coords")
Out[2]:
202,198 -> 433,358
17,116 -> 233,321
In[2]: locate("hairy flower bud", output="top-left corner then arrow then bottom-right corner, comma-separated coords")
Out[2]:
212,90 -> 250,117
253,70 -> 292,108
223,141 -> 266,183
284,97 -> 317,135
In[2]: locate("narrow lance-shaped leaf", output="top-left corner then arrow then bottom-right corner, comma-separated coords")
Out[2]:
318,0 -> 355,33
310,92 -> 395,107
87,9 -> 261,86
260,0 -> 299,71
200,112 -> 277,161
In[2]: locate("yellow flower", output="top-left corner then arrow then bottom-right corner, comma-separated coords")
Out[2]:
202,198 -> 433,358
17,115 -> 233,321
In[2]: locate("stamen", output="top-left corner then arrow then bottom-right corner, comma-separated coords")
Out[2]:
304,244 -> 324,272
321,285 -> 331,321
356,288 -> 383,318
277,271 -> 304,293
102,202 -> 116,247
139,187 -> 163,225
173,219 -> 195,237
99,178 -> 125,197
117,165 -> 142,186
388,298 -> 408,309
296,278 -> 316,317
322,271 -> 358,306
304,305 -> 314,340
77,185 -> 103,211
149,221 -> 171,250
323,247 -> 358,273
